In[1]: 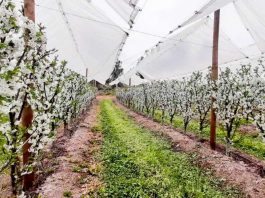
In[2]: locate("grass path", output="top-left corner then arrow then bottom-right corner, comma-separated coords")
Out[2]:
99,99 -> 241,198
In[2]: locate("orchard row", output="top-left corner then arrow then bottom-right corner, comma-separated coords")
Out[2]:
117,60 -> 265,151
0,1 -> 94,195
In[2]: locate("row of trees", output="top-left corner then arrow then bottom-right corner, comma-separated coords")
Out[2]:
0,1 -> 95,195
117,58 -> 265,152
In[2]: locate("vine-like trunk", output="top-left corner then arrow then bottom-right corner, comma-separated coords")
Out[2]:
161,110 -> 165,124
64,119 -> 68,134
151,107 -> 155,118
9,112 -> 18,195
225,122 -> 233,156
170,114 -> 174,125
184,117 -> 190,132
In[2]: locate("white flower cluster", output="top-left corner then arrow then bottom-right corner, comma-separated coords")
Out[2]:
216,60 -> 265,144
0,0 -> 95,193
54,69 -> 95,125
117,59 -> 265,145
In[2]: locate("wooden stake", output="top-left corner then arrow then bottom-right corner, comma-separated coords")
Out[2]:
21,103 -> 34,190
210,10 -> 220,150
22,0 -> 35,190
24,0 -> 35,22
129,78 -> 132,86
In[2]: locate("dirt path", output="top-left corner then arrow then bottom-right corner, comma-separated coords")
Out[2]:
114,99 -> 265,198
37,99 -> 103,198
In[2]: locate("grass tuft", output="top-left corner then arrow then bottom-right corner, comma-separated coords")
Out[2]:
63,191 -> 72,197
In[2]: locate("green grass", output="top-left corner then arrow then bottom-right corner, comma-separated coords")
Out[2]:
63,191 -> 73,197
151,110 -> 265,160
0,133 -> 8,168
99,100 -> 242,198
0,114 -> 10,169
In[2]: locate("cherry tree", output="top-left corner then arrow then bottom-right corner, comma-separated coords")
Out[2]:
190,71 -> 212,132
0,1 -> 95,195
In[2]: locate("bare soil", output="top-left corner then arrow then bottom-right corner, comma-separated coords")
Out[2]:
115,99 -> 265,198
36,99 -> 103,198
238,124 -> 259,136
0,174 -> 11,198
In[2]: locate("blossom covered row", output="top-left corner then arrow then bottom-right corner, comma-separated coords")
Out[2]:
117,59 -> 265,146
0,0 -> 95,194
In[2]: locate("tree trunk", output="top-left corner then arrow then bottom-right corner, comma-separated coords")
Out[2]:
170,115 -> 174,125
9,112 -> 18,195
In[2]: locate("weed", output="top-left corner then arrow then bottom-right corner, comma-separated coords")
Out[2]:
63,191 -> 72,197
72,165 -> 83,173
91,125 -> 102,133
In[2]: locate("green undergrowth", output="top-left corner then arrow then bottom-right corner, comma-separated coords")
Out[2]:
99,99 -> 242,198
150,111 -> 265,160
0,133 -> 8,168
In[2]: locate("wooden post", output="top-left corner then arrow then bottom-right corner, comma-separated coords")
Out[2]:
129,78 -> 131,86
23,0 -> 35,190
21,104 -> 34,190
24,0 -> 35,22
210,10 -> 220,150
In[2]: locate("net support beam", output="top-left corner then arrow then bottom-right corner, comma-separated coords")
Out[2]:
210,10 -> 220,150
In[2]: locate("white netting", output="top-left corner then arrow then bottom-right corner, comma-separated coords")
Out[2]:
234,0 -> 265,52
132,18 -> 245,80
169,0 -> 234,33
117,0 -> 265,85
9,0 -> 140,84
105,0 -> 140,27
12,0 -> 265,85
34,0 -> 128,84
119,0 -> 212,70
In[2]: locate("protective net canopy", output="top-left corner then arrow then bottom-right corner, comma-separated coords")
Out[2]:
105,0 -> 141,27
235,0 -> 265,52
14,0 -> 265,85
118,0 -> 211,71
117,0 -> 265,85
132,18 -> 246,80
169,0 -> 234,33
14,0 -> 141,84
